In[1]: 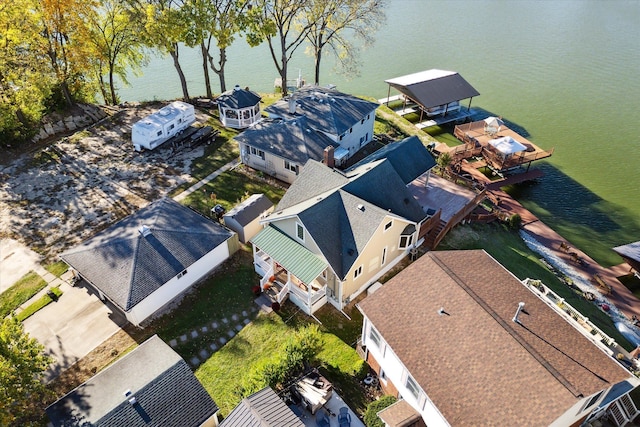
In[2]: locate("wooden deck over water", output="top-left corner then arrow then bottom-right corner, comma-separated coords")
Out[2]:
452,120 -> 554,172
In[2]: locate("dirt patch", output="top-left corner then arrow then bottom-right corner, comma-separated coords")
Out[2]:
0,104 -> 213,261
46,324 -> 151,400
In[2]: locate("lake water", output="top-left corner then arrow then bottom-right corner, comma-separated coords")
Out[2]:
119,0 -> 640,267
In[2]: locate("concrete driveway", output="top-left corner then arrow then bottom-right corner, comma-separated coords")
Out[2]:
0,238 -> 43,293
23,281 -> 127,380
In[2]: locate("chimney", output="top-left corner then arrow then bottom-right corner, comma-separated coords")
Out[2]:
323,145 -> 335,168
288,98 -> 296,114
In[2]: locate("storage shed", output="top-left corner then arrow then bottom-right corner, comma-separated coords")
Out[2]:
131,101 -> 195,151
223,194 -> 274,243
217,85 -> 262,129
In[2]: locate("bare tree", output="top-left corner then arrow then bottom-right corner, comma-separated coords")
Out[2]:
247,0 -> 314,97
302,0 -> 386,85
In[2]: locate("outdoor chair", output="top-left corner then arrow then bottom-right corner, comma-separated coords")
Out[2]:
338,406 -> 351,427
315,409 -> 330,427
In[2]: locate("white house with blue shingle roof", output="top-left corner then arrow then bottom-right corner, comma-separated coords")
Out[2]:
249,137 -> 437,315
60,198 -> 236,326
235,116 -> 336,184
264,85 -> 379,167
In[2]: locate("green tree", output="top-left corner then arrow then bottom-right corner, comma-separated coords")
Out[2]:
0,316 -> 54,426
0,0 -> 53,145
302,0 -> 386,85
248,0 -> 314,97
87,0 -> 147,105
138,0 -> 192,101
36,0 -> 98,108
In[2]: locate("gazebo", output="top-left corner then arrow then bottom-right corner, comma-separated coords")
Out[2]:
217,85 -> 262,129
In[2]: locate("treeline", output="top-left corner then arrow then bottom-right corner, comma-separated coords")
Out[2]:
0,0 -> 386,147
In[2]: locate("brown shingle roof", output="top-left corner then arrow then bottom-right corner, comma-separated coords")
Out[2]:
358,250 -> 631,426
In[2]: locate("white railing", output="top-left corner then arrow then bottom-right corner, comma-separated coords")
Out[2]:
276,282 -> 290,304
523,278 -> 618,352
259,266 -> 273,290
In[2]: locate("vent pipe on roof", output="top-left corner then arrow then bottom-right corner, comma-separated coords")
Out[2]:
138,225 -> 151,236
512,302 -> 525,324
234,84 -> 240,91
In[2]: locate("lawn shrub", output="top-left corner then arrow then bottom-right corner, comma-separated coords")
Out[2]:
364,395 -> 397,427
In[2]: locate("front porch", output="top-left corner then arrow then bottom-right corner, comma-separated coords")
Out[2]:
251,226 -> 330,315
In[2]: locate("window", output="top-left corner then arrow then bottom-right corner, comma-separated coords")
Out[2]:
582,390 -> 604,412
399,234 -> 413,249
296,223 -> 304,241
381,247 -> 387,266
405,374 -> 420,400
361,118 -> 365,124
384,221 -> 392,231
284,160 -> 297,173
369,327 -> 381,348
339,134 -> 344,141
177,269 -> 188,279
360,135 -> 366,146
250,146 -> 265,160
169,124 -> 175,130
349,127 -> 353,133
156,130 -> 162,137
354,265 -> 363,279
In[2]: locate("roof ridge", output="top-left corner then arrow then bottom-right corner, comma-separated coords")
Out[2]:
429,251 -> 584,398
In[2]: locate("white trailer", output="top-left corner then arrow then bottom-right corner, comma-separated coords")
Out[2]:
131,101 -> 196,151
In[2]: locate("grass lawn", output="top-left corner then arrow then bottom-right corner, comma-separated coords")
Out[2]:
180,168 -> 287,218
439,222 -> 633,349
195,311 -> 367,418
619,274 -> 640,300
45,261 -> 69,277
16,286 -> 63,321
0,271 -> 47,318
147,248 -> 259,358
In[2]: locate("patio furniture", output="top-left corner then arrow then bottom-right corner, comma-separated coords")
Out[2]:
338,407 -> 351,427
315,409 -> 330,427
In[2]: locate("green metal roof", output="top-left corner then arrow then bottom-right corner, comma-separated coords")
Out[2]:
250,226 -> 327,285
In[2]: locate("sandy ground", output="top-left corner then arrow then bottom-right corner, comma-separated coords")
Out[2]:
0,104 -> 211,264
0,238 -> 43,292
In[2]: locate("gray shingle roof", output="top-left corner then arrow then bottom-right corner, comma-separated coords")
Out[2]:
275,160 -> 349,211
217,86 -> 261,109
347,135 -> 436,184
220,387 -> 304,427
385,69 -> 480,109
265,86 -> 378,136
358,250 -> 631,426
60,198 -> 233,311
613,241 -> 640,263
46,335 -> 219,427
234,117 -> 335,165
298,190 -> 388,279
267,157 -> 428,278
224,194 -> 274,227
344,159 -> 426,223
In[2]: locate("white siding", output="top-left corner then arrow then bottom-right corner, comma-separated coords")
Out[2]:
363,317 -> 449,427
127,242 -> 230,326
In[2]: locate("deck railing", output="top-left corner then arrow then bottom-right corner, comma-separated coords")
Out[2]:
523,278 -> 619,352
429,189 -> 486,249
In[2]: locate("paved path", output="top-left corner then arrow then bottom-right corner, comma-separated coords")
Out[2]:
173,158 -> 240,202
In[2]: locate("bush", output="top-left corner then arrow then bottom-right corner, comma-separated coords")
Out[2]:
364,395 -> 397,427
507,213 -> 522,229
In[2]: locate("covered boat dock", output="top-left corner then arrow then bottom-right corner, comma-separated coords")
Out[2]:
380,69 -> 480,128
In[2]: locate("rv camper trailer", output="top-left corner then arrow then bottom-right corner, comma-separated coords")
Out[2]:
131,101 -> 195,151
